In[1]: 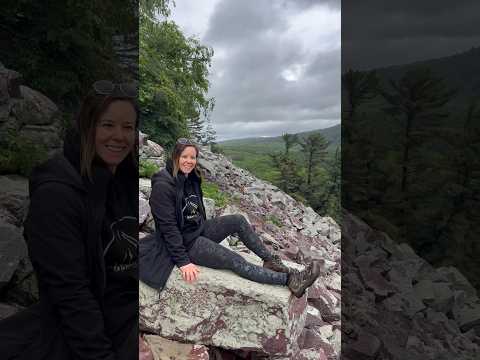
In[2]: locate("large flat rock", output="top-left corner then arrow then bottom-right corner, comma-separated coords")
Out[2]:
140,253 -> 307,357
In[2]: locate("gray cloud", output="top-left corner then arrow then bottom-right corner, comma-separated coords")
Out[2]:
205,1 -> 288,45
342,0 -> 480,70
177,0 -> 342,140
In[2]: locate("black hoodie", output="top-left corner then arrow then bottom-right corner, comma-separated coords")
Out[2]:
139,159 -> 206,289
0,129 -> 138,360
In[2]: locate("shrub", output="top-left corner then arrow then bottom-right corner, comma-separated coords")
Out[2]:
0,132 -> 48,176
139,159 -> 160,178
266,214 -> 283,228
210,142 -> 224,154
202,181 -> 228,208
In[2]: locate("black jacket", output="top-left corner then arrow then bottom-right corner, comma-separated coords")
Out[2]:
139,160 -> 206,289
0,131 -> 138,360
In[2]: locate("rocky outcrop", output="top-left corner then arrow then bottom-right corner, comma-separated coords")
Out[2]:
138,134 -> 341,359
0,62 -> 63,154
342,211 -> 480,360
0,58 -> 139,312
0,64 -> 62,312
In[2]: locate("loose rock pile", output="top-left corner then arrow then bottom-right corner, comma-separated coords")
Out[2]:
342,212 -> 480,359
138,134 -> 341,359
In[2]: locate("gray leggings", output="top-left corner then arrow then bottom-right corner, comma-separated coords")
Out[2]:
188,215 -> 288,286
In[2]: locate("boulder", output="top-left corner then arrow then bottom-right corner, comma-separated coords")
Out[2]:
139,193 -> 151,226
0,65 -> 22,103
11,86 -> 58,126
0,220 -> 27,289
140,253 -> 307,357
307,279 -> 340,322
0,175 -> 29,226
139,131 -> 165,167
349,332 -> 382,359
139,178 -> 152,198
203,198 -> 216,219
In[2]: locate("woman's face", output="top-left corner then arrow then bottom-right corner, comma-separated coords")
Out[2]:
95,100 -> 136,173
179,146 -> 197,174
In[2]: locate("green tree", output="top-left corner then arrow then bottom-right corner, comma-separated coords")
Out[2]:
281,133 -> 299,155
381,67 -> 455,193
341,70 -> 380,215
300,133 -> 329,186
342,70 -> 379,142
140,0 -> 215,149
270,153 -> 303,194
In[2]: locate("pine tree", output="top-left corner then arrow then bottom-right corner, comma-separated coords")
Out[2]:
380,67 -> 455,249
300,133 -> 329,186
281,133 -> 299,155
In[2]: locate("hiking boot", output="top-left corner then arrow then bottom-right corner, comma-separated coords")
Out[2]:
263,254 -> 290,274
287,261 -> 321,298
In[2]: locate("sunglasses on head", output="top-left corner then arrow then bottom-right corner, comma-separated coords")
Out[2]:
92,80 -> 137,98
177,138 -> 196,145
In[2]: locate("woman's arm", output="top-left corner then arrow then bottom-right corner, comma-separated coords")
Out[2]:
149,178 -> 191,268
25,183 -> 116,360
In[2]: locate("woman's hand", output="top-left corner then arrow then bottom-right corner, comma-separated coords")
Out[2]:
139,335 -> 154,360
180,263 -> 200,283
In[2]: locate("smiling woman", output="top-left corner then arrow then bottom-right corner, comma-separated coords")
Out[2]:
95,101 -> 137,174
0,82 -> 140,360
140,140 -> 321,298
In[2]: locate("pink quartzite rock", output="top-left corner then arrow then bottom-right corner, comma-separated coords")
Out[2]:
140,252 -> 307,357
307,279 -> 340,322
350,332 -> 382,359
296,348 -> 328,360
144,335 -> 209,360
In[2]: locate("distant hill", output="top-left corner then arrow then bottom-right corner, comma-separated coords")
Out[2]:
218,124 -> 340,150
373,46 -> 480,108
216,124 -> 340,183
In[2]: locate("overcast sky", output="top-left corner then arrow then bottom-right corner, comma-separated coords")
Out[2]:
342,0 -> 480,70
169,0 -> 341,141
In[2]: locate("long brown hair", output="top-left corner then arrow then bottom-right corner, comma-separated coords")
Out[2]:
171,143 -> 201,178
75,91 -> 139,179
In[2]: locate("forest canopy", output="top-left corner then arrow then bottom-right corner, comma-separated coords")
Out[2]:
0,0 -> 138,111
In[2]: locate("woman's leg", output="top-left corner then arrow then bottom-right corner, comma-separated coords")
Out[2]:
189,236 -> 287,286
202,215 -> 273,261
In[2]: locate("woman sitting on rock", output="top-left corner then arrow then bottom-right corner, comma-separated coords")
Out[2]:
0,81 -> 140,360
140,139 -> 320,298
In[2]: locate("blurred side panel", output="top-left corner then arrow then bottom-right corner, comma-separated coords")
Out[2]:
342,1 -> 480,359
